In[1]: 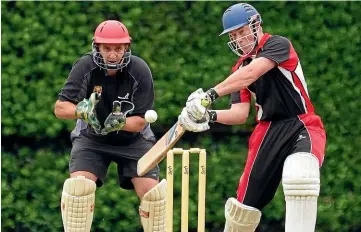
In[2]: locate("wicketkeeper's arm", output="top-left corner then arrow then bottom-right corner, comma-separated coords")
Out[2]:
121,116 -> 147,132
54,100 -> 77,119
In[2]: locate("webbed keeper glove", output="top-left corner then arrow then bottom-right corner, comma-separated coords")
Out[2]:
100,101 -> 133,135
75,92 -> 102,134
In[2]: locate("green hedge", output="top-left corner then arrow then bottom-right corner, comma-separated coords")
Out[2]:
2,1 -> 361,231
1,139 -> 250,231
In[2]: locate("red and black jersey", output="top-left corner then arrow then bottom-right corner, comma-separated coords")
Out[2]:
231,33 -> 314,121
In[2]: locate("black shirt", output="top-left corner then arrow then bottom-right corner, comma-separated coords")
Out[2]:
58,53 -> 155,145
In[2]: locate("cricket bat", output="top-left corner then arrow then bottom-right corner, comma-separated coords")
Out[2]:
137,120 -> 185,176
137,95 -> 210,176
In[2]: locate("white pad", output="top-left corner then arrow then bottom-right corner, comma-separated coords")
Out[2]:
61,176 -> 96,232
139,179 -> 167,232
282,152 -> 320,232
224,197 -> 261,232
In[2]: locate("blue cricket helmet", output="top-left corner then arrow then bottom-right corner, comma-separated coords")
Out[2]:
220,3 -> 262,36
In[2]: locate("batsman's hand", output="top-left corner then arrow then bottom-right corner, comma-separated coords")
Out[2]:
179,107 -> 209,132
101,102 -> 126,135
186,88 -> 211,122
75,92 -> 102,134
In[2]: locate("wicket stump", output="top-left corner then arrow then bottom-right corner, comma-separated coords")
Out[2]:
166,148 -> 206,232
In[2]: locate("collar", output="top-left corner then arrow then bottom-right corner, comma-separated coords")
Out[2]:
232,54 -> 253,72
231,33 -> 272,72
255,33 -> 271,54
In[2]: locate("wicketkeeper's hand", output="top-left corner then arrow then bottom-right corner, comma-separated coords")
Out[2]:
100,101 -> 130,135
179,107 -> 210,132
75,92 -> 102,134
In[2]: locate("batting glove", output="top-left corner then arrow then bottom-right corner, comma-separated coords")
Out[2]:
179,107 -> 210,132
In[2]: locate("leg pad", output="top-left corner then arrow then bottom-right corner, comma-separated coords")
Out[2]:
282,152 -> 320,232
61,176 -> 96,232
224,197 -> 261,232
139,179 -> 167,232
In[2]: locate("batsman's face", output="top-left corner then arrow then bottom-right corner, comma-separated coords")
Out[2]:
98,43 -> 129,65
229,25 -> 255,53
229,26 -> 255,54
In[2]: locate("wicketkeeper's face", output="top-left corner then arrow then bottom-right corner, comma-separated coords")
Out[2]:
98,43 -> 129,65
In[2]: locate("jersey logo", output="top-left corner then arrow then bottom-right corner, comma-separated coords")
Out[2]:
93,86 -> 102,94
296,134 -> 307,142
118,93 -> 129,100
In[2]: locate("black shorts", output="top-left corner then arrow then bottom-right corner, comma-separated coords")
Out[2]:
236,113 -> 326,210
69,135 -> 160,189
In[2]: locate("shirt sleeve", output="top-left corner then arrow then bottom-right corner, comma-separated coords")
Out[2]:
58,56 -> 91,104
258,36 -> 292,65
129,60 -> 154,117
230,89 -> 251,104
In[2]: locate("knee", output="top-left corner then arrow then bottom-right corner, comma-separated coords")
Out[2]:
282,152 -> 320,197
132,177 -> 159,199
70,171 -> 98,183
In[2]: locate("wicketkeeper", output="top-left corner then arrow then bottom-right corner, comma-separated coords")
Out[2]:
179,3 -> 326,232
54,20 -> 166,232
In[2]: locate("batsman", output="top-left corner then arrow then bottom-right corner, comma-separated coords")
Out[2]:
54,20 -> 166,232
179,3 -> 326,232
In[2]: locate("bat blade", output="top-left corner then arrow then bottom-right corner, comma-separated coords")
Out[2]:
137,121 -> 185,176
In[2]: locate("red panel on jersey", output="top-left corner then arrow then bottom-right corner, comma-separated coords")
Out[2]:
298,113 -> 326,166
292,72 -> 314,113
232,53 -> 254,73
255,33 -> 272,54
232,58 -> 244,73
279,42 -> 298,71
240,89 -> 251,103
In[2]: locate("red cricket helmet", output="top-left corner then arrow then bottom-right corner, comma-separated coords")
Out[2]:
92,20 -> 132,70
93,20 -> 132,44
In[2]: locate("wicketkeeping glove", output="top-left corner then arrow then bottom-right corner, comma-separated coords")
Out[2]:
75,92 -> 102,134
101,100 -> 134,135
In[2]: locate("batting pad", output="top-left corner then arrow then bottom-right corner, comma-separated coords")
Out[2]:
139,179 -> 167,232
61,176 -> 96,232
224,197 -> 261,232
282,152 -> 320,232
